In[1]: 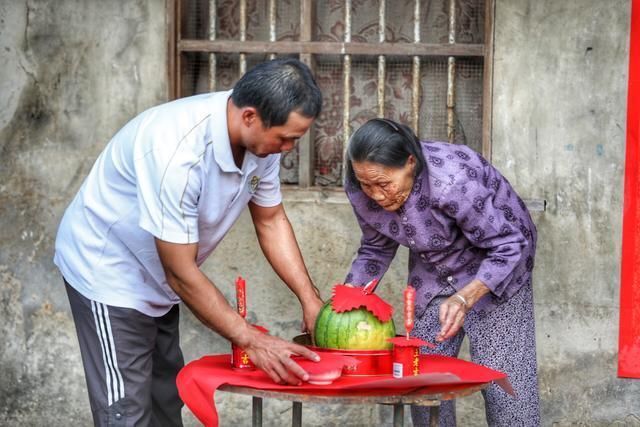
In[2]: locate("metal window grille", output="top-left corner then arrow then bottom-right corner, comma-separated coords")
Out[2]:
168,0 -> 494,188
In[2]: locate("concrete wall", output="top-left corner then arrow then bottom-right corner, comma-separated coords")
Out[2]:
0,1 -> 168,424
490,1 -> 640,424
0,0 -> 638,426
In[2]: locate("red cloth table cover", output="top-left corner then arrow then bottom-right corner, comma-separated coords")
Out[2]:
177,354 -> 513,427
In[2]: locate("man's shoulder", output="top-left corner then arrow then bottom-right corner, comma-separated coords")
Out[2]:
150,93 -> 200,116
133,91 -> 232,148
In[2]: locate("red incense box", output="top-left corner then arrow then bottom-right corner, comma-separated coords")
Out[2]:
293,333 -> 393,376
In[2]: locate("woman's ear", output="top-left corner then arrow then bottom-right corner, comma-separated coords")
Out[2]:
407,154 -> 417,171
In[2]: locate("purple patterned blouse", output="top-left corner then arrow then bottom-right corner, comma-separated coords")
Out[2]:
344,141 -> 537,318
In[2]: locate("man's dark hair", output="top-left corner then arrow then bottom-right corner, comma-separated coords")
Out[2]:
345,118 -> 426,188
231,58 -> 322,128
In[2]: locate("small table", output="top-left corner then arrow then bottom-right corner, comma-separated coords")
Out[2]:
219,382 -> 488,427
177,354 -> 509,426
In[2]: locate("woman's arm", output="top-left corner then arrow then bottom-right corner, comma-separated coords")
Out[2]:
345,206 -> 400,286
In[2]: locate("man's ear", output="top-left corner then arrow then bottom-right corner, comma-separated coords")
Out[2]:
241,107 -> 258,127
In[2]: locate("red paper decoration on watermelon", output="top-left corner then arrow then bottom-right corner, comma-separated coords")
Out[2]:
331,279 -> 394,322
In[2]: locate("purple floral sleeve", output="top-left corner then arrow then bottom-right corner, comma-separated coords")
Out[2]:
345,200 -> 400,286
438,172 -> 528,296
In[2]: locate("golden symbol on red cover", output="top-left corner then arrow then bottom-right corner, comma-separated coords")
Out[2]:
241,353 -> 250,365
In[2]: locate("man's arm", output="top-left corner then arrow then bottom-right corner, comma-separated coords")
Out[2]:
155,239 -> 319,385
248,202 -> 324,335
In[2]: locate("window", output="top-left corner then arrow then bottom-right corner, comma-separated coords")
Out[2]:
167,0 -> 494,188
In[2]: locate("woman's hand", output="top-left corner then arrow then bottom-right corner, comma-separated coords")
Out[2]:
436,295 -> 468,342
436,279 -> 491,342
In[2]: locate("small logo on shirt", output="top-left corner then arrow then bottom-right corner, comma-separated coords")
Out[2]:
248,175 -> 260,194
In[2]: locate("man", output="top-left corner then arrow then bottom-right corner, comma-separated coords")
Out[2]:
54,58 -> 324,426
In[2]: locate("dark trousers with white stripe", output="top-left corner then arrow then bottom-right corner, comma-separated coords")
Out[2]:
65,281 -> 184,426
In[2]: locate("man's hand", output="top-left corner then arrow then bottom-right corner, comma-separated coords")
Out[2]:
436,279 -> 490,342
242,326 -> 319,385
301,295 -> 324,339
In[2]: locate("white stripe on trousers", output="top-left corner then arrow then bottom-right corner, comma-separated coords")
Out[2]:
91,301 -> 125,406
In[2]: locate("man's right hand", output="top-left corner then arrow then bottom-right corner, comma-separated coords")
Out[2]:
154,238 -> 320,385
242,326 -> 319,385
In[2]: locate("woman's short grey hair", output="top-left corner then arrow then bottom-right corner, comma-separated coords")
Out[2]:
345,118 -> 426,188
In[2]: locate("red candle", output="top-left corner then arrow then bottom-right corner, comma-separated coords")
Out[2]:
404,286 -> 416,339
236,276 -> 246,318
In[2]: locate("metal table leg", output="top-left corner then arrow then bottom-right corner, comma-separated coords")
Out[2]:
429,405 -> 440,427
392,403 -> 404,427
252,396 -> 262,427
292,401 -> 302,427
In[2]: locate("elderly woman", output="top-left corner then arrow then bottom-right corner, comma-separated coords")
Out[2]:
343,118 -> 539,426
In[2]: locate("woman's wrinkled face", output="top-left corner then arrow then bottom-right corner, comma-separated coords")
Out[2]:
352,156 -> 416,212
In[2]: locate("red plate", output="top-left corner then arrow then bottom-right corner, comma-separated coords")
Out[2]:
293,334 -> 393,376
292,353 -> 360,385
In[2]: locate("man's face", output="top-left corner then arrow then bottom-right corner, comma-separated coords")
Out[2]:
242,111 -> 314,157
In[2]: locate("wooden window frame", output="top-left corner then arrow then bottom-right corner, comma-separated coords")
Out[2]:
166,0 -> 496,189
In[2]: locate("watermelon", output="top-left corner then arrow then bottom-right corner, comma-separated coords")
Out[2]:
314,301 -> 396,350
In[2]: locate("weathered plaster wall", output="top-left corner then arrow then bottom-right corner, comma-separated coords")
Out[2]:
0,0 -> 167,424
488,1 -> 640,425
0,0 -> 638,426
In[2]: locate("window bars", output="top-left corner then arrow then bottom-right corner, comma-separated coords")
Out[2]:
169,0 -> 494,188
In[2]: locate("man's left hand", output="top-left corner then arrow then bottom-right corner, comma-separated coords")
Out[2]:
301,295 -> 324,340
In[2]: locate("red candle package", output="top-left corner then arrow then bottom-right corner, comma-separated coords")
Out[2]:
231,325 -> 268,370
388,337 -> 429,378
230,277 -> 269,370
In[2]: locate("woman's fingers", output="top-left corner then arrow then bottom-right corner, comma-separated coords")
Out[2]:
439,301 -> 449,325
437,318 -> 455,341
443,309 -> 466,340
437,299 -> 466,342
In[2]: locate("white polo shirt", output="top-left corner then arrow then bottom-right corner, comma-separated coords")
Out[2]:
54,90 -> 282,316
